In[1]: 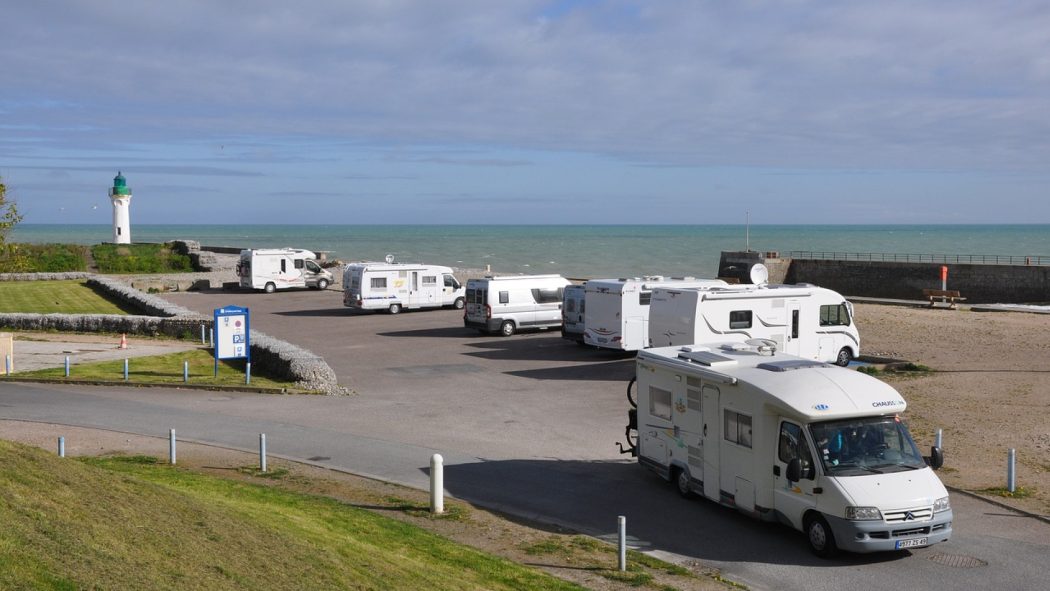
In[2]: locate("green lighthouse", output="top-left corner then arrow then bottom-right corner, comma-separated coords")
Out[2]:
108,171 -> 132,244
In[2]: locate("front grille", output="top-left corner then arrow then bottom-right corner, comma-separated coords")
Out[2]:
884,507 -> 933,523
892,526 -> 931,538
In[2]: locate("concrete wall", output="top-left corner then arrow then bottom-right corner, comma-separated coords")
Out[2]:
786,260 -> 1050,304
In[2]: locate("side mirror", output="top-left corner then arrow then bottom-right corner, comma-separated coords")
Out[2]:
786,458 -> 802,482
926,446 -> 944,470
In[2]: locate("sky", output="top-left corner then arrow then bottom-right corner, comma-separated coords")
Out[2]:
2,1 -> 1048,225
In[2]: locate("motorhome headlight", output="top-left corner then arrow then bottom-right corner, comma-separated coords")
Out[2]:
933,496 -> 950,513
845,506 -> 882,521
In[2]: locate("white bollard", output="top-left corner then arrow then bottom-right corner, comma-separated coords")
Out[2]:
246,362 -> 252,385
618,516 -> 627,571
260,433 -> 267,472
183,360 -> 189,383
124,358 -> 129,381
64,356 -> 70,377
58,436 -> 65,458
935,428 -> 943,449
5,353 -> 10,375
1007,448 -> 1016,493
430,454 -> 444,514
200,323 -> 206,345
169,429 -> 177,465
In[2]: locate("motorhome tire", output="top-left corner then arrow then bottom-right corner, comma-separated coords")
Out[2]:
317,279 -> 329,290
264,282 -> 276,294
805,514 -> 838,558
500,320 -> 516,337
389,303 -> 402,314
453,297 -> 465,309
835,347 -> 852,367
674,467 -> 692,498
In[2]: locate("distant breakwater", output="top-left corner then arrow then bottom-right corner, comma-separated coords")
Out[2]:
719,251 -> 1050,304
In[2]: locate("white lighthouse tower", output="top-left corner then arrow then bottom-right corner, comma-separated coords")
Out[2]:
108,171 -> 132,244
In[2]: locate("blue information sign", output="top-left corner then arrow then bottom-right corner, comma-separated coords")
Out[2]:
213,305 -> 250,361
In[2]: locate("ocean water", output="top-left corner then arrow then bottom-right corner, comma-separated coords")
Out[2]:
10,224 -> 1050,279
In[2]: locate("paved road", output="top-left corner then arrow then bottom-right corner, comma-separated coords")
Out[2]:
2,287 -> 1047,590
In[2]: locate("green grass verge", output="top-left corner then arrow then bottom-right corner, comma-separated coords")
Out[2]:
9,348 -> 305,392
0,440 -> 584,590
0,280 -> 134,314
92,243 -> 193,274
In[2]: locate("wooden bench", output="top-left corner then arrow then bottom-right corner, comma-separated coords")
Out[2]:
922,289 -> 966,309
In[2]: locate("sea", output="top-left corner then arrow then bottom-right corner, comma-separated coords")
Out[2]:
10,224 -> 1050,280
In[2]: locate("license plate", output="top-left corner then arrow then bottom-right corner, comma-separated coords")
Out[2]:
896,537 -> 927,549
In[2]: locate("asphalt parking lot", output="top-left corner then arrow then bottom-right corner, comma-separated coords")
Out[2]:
164,287 -> 638,462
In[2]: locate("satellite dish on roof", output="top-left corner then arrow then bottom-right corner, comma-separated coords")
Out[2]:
749,263 -> 769,285
385,254 -> 395,264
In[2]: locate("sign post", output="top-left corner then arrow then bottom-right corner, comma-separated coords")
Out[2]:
213,305 -> 250,378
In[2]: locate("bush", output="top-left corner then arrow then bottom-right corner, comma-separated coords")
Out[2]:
92,243 -> 193,274
0,243 -> 88,272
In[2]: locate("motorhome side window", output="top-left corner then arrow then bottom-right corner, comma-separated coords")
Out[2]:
499,291 -> 510,304
649,387 -> 672,420
819,303 -> 851,326
371,277 -> 387,290
422,276 -> 437,286
280,260 -> 287,273
639,291 -> 651,306
294,259 -> 304,269
729,310 -> 752,329
531,288 -> 564,304
724,410 -> 753,448
778,422 -> 813,468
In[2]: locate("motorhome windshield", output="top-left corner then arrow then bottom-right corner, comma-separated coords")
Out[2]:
810,416 -> 925,476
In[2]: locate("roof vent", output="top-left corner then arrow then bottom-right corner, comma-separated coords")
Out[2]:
745,338 -> 778,355
678,349 -> 738,367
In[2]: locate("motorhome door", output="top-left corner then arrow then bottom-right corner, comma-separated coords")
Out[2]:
772,419 -> 818,530
701,384 -> 720,502
784,301 -> 802,356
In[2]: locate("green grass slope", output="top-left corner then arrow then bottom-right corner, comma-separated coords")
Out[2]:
0,280 -> 134,314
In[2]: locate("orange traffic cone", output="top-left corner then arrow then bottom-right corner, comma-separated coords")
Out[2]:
118,334 -> 128,350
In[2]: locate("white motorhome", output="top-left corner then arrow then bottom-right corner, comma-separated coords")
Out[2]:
561,283 -> 587,344
342,262 -> 464,314
625,341 -> 951,556
464,275 -> 571,336
648,284 -> 860,366
583,277 -> 730,351
237,248 -> 333,293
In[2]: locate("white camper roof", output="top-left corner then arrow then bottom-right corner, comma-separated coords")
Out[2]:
345,262 -> 454,273
638,343 -> 905,422
468,274 -> 568,283
586,277 -> 729,293
242,248 -> 317,258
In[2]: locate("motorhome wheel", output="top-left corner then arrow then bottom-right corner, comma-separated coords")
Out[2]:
674,467 -> 692,498
835,347 -> 852,367
453,297 -> 465,309
500,320 -> 516,336
805,514 -> 838,558
389,303 -> 402,314
264,282 -> 276,294
317,278 -> 329,290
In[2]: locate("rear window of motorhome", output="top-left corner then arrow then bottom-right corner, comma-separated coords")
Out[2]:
819,304 -> 851,326
566,299 -> 576,313
531,288 -> 564,304
649,386 -> 672,420
467,288 -> 485,304
371,277 -> 387,289
725,410 -> 753,448
729,310 -> 753,329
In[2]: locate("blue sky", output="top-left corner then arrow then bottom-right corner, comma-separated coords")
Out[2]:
2,1 -> 1048,224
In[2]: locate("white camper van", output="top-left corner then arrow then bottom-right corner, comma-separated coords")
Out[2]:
342,262 -> 464,314
464,275 -> 571,336
561,283 -> 587,344
648,284 -> 860,366
583,277 -> 730,351
624,341 -> 951,556
237,248 -> 333,293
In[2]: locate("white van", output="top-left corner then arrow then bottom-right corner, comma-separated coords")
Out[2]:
237,248 -> 333,293
561,283 -> 587,344
583,277 -> 729,351
625,341 -> 951,556
342,262 -> 464,314
648,284 -> 860,366
464,275 -> 571,336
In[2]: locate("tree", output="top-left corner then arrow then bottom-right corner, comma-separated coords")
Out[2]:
0,176 -> 24,245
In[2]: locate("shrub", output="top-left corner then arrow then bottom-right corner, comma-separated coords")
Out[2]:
92,243 -> 193,274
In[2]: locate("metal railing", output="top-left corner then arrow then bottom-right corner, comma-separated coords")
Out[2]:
789,251 -> 1050,266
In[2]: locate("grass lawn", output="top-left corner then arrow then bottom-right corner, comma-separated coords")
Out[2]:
9,348 -> 306,392
0,440 -> 585,590
0,280 -> 134,314
92,243 -> 193,273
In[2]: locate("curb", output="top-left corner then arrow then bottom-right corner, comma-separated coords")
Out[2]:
0,376 -> 310,395
946,485 -> 1050,525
